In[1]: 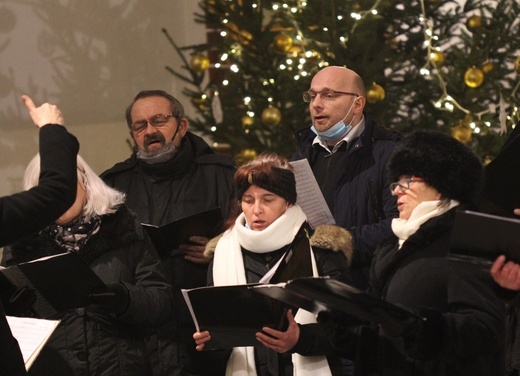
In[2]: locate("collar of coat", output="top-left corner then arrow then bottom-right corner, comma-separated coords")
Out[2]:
100,132 -> 235,180
204,224 -> 353,266
7,205 -> 140,266
294,114 -> 400,153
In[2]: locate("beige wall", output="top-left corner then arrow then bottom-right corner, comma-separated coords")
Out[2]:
0,0 -> 206,196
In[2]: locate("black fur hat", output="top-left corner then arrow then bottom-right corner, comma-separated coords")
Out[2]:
387,130 -> 483,204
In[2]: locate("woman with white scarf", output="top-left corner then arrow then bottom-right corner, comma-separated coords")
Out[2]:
319,131 -> 506,376
194,153 -> 352,376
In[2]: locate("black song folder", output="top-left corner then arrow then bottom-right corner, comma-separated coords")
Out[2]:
252,277 -> 421,335
142,208 -> 223,256
448,210 -> 520,266
1,252 -> 105,318
182,284 -> 291,350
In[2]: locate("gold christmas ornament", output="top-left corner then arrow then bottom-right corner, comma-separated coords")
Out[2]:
514,56 -> 520,75
227,22 -> 252,45
236,148 -> 258,165
451,119 -> 472,144
482,60 -> 494,73
191,96 -> 208,109
273,33 -> 293,53
464,66 -> 484,88
241,116 -> 254,128
466,15 -> 483,32
190,53 -> 210,73
367,83 -> 385,104
430,51 -> 446,67
261,106 -> 282,127
288,45 -> 303,57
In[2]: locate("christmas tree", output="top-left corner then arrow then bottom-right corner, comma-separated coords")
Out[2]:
164,0 -> 520,163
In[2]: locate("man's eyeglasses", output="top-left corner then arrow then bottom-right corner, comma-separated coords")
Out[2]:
389,177 -> 425,195
131,114 -> 176,136
303,89 -> 358,103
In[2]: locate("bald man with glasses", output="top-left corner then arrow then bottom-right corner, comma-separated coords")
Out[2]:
294,66 -> 400,291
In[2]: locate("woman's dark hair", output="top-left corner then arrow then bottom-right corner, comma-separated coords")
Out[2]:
224,153 -> 296,228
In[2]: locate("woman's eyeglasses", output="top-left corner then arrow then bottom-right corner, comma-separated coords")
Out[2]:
389,177 -> 425,195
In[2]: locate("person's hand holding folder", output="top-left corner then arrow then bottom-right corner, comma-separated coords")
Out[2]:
178,236 -> 211,265
193,310 -> 300,354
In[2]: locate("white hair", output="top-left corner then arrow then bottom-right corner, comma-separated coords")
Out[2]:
23,154 -> 126,219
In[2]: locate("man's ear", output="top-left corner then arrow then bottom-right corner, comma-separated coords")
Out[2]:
354,96 -> 366,112
179,117 -> 189,138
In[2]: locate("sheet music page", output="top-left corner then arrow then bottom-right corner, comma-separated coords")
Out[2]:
290,159 -> 336,228
7,316 -> 60,370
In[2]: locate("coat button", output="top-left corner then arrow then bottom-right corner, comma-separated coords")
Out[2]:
76,351 -> 88,361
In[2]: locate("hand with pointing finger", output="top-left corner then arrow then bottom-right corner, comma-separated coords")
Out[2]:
21,95 -> 64,128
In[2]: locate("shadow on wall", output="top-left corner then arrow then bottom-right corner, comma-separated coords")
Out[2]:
0,0 -> 181,130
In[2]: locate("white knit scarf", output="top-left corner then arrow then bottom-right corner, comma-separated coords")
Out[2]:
212,205 -> 332,376
392,199 -> 459,248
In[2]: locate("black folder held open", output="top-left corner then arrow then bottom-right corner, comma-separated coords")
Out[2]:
182,277 -> 421,350
1,252 -> 105,318
142,208 -> 223,256
448,210 -> 520,266
182,283 -> 291,350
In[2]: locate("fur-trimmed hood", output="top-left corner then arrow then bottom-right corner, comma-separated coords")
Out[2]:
204,224 -> 353,265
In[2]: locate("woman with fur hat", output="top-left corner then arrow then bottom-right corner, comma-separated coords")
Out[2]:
320,130 -> 505,375
193,153 -> 352,376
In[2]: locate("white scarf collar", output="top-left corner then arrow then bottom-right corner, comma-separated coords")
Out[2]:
213,205 -> 331,376
392,199 -> 459,248
234,205 -> 306,254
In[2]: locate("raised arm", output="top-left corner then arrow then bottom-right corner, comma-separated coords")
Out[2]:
0,96 -> 79,246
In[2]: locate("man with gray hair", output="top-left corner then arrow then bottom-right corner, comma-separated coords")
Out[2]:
102,90 -> 235,375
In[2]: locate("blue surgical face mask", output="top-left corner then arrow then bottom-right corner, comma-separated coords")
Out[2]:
311,99 -> 357,142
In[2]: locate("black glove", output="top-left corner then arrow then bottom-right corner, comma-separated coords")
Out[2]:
88,283 -> 130,316
382,308 -> 444,360
317,310 -> 364,357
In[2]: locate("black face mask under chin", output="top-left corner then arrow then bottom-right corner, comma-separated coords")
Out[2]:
136,124 -> 181,164
136,141 -> 178,164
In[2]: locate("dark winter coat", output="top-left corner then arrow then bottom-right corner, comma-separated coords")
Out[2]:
327,208 -> 506,376
100,132 -> 235,375
293,116 -> 400,289
205,222 -> 353,376
0,124 -> 79,376
5,205 -> 173,376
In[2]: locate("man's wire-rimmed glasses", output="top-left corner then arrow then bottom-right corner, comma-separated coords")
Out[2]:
303,89 -> 358,103
131,114 -> 176,136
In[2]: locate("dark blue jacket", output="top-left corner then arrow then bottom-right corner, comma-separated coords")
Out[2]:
293,115 -> 400,288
